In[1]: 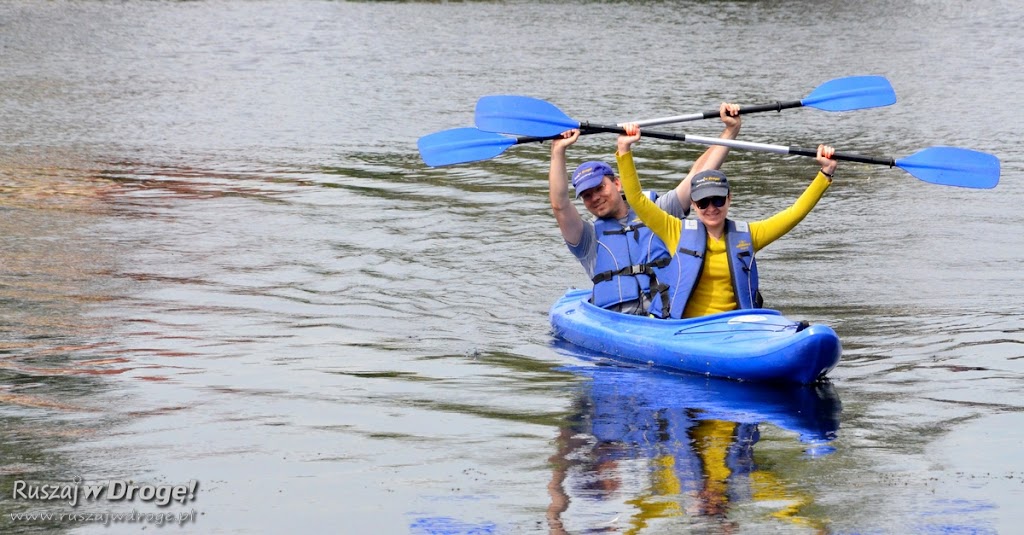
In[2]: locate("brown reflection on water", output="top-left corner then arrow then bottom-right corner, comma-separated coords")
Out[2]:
2,154 -> 312,395
0,160 -> 241,532
1,163 -> 128,526
0,390 -> 97,412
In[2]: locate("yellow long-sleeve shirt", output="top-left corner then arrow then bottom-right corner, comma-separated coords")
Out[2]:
616,151 -> 831,318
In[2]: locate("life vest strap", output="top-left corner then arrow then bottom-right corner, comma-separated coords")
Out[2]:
590,256 -> 671,284
601,223 -> 647,235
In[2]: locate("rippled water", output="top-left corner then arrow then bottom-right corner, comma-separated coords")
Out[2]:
2,1 -> 1023,534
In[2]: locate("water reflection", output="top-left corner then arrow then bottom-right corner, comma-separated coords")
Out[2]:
3,0 -> 1022,531
547,344 -> 841,532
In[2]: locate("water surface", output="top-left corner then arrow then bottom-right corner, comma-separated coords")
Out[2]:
2,1 -> 1022,533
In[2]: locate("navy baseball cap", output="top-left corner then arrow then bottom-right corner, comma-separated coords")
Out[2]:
690,170 -> 730,201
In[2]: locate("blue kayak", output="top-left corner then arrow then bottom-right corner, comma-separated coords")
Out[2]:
549,288 -> 841,384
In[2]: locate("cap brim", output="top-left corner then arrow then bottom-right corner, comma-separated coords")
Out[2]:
574,177 -> 606,198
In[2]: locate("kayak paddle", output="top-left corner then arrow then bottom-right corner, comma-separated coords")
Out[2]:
665,138 -> 1000,190
422,75 -> 896,167
632,75 -> 897,127
418,124 -> 999,189
475,75 -> 897,136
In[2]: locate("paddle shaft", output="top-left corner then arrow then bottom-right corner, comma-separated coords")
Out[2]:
633,100 -> 805,128
515,134 -> 564,144
579,122 -> 895,167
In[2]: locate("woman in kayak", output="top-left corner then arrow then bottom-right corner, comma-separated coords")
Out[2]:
613,123 -> 837,319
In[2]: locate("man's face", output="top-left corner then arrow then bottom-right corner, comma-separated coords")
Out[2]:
579,176 -> 623,218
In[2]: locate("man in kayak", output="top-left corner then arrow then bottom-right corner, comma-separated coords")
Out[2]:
611,123 -> 837,318
548,103 -> 741,315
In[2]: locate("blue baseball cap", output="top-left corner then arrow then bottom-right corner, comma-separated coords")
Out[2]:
570,161 -> 614,198
690,169 -> 730,201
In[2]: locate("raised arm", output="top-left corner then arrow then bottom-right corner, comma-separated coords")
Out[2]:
750,145 -> 837,250
673,102 -> 742,207
616,124 -> 683,252
549,129 -> 585,245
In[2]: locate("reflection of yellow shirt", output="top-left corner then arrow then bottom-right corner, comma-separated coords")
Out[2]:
693,421 -> 822,528
619,419 -> 825,531
616,151 -> 831,317
692,420 -> 734,494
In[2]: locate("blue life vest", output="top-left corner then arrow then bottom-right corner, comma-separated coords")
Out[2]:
590,207 -> 673,312
648,218 -> 761,319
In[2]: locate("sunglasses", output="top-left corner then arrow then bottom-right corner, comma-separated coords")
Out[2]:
695,196 -> 727,210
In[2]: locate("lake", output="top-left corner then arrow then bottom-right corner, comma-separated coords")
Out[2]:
1,1 -> 1022,533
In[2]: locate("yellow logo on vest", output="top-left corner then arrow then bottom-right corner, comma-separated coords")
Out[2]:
736,240 -> 751,250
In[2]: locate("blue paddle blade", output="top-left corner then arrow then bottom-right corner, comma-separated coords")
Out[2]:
801,75 -> 897,111
475,95 -> 580,137
895,146 -> 1000,189
417,128 -> 517,167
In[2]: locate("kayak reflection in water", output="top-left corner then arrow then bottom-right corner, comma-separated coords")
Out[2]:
545,363 -> 840,533
614,123 -> 838,319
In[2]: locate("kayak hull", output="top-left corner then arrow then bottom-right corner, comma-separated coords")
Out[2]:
549,288 -> 841,384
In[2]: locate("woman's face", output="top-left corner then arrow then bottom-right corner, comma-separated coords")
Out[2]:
693,193 -> 730,230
